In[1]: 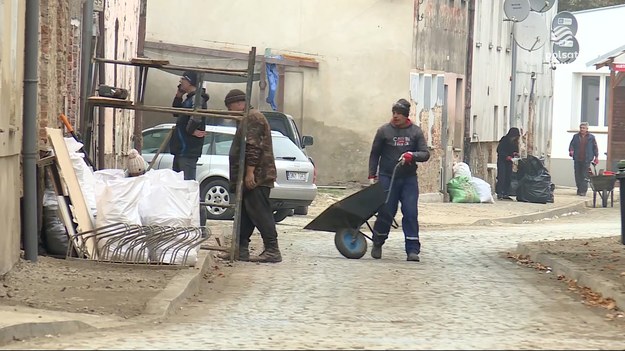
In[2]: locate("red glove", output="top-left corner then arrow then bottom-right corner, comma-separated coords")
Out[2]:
593,157 -> 599,165
506,156 -> 513,161
399,152 -> 413,165
569,150 -> 574,158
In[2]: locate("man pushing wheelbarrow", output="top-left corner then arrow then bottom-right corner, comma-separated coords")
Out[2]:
305,98 -> 430,261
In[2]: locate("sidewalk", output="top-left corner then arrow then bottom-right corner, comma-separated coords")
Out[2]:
420,186 -> 609,227
0,186 -> 620,346
0,250 -> 215,346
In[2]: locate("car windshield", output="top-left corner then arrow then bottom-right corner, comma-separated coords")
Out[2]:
272,136 -> 308,161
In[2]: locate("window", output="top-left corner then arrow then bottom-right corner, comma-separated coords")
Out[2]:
201,132 -> 213,155
142,129 -> 170,154
579,74 -> 610,128
581,76 -> 600,126
214,133 -> 234,156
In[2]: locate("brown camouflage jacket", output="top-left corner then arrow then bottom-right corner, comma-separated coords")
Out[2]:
229,109 -> 277,191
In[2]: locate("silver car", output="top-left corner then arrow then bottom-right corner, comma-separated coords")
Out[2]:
141,124 -> 317,222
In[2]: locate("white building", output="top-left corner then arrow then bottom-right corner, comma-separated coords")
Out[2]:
550,4 -> 625,186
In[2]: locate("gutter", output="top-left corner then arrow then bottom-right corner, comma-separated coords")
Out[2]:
23,0 -> 40,261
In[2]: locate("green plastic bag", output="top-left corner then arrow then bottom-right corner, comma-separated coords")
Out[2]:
447,176 -> 480,203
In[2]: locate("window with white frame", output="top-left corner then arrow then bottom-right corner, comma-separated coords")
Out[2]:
580,75 -> 610,128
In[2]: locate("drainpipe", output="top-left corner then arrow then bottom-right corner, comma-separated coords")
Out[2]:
133,0 -> 147,153
79,0 -> 94,153
462,0 -> 475,165
23,0 -> 40,262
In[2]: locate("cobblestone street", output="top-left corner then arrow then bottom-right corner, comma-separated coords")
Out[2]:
6,207 -> 625,350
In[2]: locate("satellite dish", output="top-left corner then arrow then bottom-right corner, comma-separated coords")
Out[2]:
513,12 -> 549,51
504,0 -> 531,22
529,0 -> 556,13
552,11 -> 578,36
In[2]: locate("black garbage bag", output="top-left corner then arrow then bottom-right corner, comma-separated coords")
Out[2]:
42,183 -> 69,256
509,171 -> 519,197
516,155 -> 554,204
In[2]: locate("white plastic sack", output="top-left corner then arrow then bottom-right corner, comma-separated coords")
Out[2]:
470,176 -> 495,204
140,169 -> 200,266
139,169 -> 199,227
94,169 -> 126,182
453,162 -> 472,178
64,138 -> 97,221
95,176 -> 149,262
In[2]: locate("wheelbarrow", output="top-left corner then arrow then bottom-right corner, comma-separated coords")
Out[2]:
304,164 -> 400,259
588,164 -> 616,208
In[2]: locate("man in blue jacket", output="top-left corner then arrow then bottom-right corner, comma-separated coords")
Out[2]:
169,71 -> 209,180
368,98 -> 430,262
568,122 -> 599,196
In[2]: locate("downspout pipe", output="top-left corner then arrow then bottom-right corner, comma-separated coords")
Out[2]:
462,0 -> 475,165
23,0 -> 40,262
79,0 -> 94,153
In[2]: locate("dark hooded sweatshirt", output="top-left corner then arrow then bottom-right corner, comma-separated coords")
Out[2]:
368,119 -> 430,178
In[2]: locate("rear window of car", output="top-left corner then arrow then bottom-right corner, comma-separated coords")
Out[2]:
272,135 -> 308,162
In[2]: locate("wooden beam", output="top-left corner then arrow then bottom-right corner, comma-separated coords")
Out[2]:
144,41 -> 319,69
608,69 -> 616,170
46,128 -> 97,258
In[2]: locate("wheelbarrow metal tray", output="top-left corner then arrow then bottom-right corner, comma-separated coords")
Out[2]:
304,182 -> 386,233
590,174 -> 616,191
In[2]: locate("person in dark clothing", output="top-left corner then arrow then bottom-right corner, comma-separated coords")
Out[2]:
169,71 -> 209,181
368,98 -> 430,262
495,127 -> 520,200
225,89 -> 281,263
169,71 -> 209,234
569,122 -> 599,196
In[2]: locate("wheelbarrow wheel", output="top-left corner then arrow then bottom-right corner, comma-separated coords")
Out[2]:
334,228 -> 367,259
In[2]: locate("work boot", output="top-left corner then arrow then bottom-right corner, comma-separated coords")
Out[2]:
249,243 -> 282,263
371,244 -> 382,259
216,245 -> 249,261
406,252 -> 420,262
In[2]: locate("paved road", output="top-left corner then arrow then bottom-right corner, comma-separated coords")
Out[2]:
6,207 -> 625,350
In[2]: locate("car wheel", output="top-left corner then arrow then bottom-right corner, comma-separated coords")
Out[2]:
273,209 -> 292,223
294,206 -> 308,215
201,178 -> 234,220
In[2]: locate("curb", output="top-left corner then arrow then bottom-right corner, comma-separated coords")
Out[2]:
0,249 -> 214,346
515,242 -> 625,310
471,199 -> 589,226
138,248 -> 213,321
0,320 -> 95,346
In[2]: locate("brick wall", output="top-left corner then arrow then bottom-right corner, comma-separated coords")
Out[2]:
38,0 -> 82,149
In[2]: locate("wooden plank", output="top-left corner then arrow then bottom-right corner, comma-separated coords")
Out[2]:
46,128 -> 97,258
144,41 -> 320,68
88,96 -> 133,106
86,100 -> 244,120
130,57 -> 169,66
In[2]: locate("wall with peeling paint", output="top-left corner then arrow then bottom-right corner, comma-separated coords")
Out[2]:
101,0 -> 140,168
0,0 -> 24,274
411,0 -> 468,194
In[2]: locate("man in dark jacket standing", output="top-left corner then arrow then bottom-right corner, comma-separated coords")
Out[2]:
169,71 -> 208,180
368,98 -> 430,262
495,127 -> 520,200
226,89 -> 281,263
569,122 -> 599,196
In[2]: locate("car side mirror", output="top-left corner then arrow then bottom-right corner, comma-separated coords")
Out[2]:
302,135 -> 314,147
